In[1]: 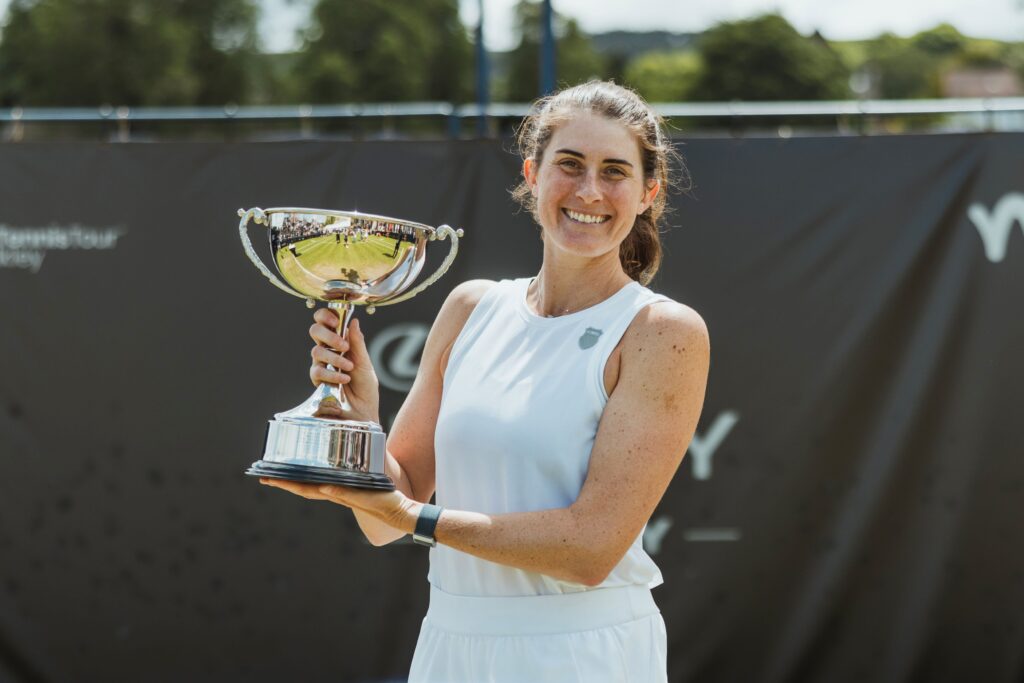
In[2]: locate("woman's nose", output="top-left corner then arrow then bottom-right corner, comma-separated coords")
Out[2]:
575,172 -> 602,202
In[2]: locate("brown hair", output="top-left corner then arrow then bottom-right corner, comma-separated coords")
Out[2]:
511,80 -> 687,285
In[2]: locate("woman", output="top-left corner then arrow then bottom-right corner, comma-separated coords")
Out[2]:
262,80 -> 710,682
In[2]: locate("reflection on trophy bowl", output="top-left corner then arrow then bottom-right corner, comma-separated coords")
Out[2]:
238,207 -> 463,491
267,210 -> 433,304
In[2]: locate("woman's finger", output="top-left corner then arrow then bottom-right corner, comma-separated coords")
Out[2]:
258,478 -> 373,512
310,366 -> 348,386
313,307 -> 339,328
260,478 -> 329,500
318,484 -> 375,511
309,323 -> 350,352
346,318 -> 373,367
310,345 -> 354,371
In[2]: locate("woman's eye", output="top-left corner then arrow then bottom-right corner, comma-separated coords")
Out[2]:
605,166 -> 626,177
558,159 -> 580,170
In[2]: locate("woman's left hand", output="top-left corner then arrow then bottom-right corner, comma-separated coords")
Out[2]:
259,478 -> 419,534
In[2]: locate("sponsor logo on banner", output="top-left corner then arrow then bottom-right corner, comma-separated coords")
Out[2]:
368,322 -> 430,392
968,192 -> 1024,263
643,516 -> 674,555
643,519 -> 745,555
0,224 -> 125,273
689,410 -> 739,481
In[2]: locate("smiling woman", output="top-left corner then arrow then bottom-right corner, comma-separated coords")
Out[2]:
266,80 -> 710,683
512,81 -> 685,288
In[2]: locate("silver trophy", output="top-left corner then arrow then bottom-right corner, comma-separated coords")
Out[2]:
238,207 -> 462,490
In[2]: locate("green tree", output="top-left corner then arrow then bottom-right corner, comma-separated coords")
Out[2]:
912,24 -> 967,57
1005,42 -> 1024,80
957,40 -> 1009,68
623,51 -> 702,102
0,0 -> 258,106
172,0 -> 259,104
692,14 -> 850,101
864,33 -> 940,98
295,0 -> 471,103
502,0 -> 606,101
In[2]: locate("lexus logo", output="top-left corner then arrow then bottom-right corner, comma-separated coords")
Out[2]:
368,323 -> 429,392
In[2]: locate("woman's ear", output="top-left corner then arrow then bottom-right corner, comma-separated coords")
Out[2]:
523,158 -> 538,196
639,180 -> 661,214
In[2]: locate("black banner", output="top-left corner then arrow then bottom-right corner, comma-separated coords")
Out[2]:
0,135 -> 1021,682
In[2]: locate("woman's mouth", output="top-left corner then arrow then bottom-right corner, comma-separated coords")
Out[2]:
562,208 -> 610,224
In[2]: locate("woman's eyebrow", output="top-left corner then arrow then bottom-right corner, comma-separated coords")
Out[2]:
553,148 -> 634,167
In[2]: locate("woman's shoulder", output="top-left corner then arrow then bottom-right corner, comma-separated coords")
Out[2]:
431,279 -> 499,338
445,279 -> 499,311
428,280 -> 502,372
621,296 -> 710,361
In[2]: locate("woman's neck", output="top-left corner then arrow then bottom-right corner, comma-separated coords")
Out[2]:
528,253 -> 632,318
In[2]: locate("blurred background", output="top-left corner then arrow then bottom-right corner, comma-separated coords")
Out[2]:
0,2 -> 1022,683
0,0 -> 1023,139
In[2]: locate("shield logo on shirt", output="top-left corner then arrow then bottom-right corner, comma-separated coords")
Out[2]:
579,327 -> 602,350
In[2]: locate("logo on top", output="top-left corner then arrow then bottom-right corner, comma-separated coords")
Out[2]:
578,327 -> 602,350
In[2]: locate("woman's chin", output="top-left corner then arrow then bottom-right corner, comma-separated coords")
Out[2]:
548,235 -> 618,261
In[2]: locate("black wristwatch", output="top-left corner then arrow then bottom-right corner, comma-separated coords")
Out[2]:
412,503 -> 443,547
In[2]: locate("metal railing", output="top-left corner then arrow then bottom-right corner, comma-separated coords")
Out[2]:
2,98 -> 1023,140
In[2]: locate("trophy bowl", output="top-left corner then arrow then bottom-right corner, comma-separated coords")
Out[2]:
238,207 -> 463,490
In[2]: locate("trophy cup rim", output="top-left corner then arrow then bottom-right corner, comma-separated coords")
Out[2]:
263,206 -> 433,305
263,207 -> 436,234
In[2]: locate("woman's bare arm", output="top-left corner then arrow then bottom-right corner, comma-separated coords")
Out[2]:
422,302 -> 709,584
287,297 -> 708,581
325,301 -> 710,582
337,280 -> 494,545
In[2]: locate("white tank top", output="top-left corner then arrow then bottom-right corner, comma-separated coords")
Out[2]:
429,277 -> 672,596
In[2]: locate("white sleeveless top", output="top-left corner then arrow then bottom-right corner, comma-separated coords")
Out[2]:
429,277 -> 672,596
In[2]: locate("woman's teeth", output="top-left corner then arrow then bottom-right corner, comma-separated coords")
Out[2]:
564,209 -> 609,224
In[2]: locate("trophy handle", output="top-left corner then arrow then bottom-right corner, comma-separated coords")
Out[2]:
366,224 -> 464,313
238,207 -> 316,309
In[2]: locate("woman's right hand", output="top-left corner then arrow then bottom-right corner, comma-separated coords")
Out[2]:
309,309 -> 381,424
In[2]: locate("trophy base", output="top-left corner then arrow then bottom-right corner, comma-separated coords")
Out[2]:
245,460 -> 395,490
246,414 -> 395,491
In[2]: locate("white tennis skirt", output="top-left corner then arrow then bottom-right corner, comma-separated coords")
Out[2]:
408,584 -> 667,683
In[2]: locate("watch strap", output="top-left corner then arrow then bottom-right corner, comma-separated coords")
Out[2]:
413,503 -> 443,547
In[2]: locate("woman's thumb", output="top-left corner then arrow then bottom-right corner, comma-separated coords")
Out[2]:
348,317 -> 371,363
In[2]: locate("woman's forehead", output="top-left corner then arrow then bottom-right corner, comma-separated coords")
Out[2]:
546,112 -> 642,162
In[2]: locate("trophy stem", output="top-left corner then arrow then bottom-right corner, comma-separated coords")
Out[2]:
331,300 -> 356,338
313,301 -> 355,415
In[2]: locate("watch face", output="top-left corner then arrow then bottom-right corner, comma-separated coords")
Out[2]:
412,533 -> 436,547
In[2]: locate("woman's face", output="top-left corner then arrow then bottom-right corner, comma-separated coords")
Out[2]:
524,110 -> 658,265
